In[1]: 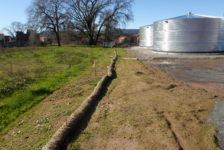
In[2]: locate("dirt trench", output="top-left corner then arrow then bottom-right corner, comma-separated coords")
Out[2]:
0,53 -> 222,150
68,58 -> 221,150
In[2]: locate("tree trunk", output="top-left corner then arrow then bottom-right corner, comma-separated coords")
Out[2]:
94,32 -> 101,45
93,38 -> 98,45
55,31 -> 61,47
88,36 -> 95,45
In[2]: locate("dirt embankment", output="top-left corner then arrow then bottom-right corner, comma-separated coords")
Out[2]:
0,64 -> 110,150
42,52 -> 117,150
68,58 -> 221,150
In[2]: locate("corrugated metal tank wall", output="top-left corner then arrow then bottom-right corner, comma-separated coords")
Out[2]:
139,25 -> 153,47
152,15 -> 224,52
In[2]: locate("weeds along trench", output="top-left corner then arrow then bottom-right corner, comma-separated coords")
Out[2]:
42,51 -> 118,150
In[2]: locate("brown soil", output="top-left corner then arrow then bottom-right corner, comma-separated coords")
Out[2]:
186,59 -> 224,96
68,58 -> 221,150
186,82 -> 224,97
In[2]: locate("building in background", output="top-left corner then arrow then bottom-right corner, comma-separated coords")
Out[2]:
115,29 -> 139,46
0,34 -> 4,47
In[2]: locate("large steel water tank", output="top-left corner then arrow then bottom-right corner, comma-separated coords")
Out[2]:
153,13 -> 224,52
139,25 -> 153,47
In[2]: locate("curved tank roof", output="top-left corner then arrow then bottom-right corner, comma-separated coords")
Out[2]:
157,12 -> 224,22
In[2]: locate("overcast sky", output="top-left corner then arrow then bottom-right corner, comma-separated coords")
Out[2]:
1,0 -> 224,33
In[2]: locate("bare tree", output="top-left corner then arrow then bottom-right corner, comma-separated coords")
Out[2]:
4,22 -> 27,38
67,0 -> 133,45
27,0 -> 67,46
103,19 -> 119,42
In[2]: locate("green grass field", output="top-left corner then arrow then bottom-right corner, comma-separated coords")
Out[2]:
0,45 -> 115,132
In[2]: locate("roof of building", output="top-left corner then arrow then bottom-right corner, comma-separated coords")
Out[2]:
120,29 -> 139,35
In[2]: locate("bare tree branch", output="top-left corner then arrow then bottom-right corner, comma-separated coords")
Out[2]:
3,22 -> 27,38
67,0 -> 134,45
27,0 -> 68,46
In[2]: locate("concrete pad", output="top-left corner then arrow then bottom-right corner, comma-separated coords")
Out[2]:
128,46 -> 224,60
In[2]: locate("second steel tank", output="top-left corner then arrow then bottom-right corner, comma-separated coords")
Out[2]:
153,13 -> 224,52
139,25 -> 153,47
